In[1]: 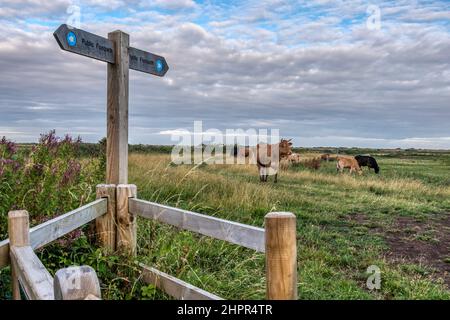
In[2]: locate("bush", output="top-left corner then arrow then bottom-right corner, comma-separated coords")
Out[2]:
0,130 -> 104,240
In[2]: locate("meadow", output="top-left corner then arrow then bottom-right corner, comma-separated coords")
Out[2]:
1,139 -> 449,299
128,150 -> 450,299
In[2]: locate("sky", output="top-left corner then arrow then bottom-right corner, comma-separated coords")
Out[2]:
0,0 -> 449,149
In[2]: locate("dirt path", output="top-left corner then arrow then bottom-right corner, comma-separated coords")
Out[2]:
349,213 -> 450,287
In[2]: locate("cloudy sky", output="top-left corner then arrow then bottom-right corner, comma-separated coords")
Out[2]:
0,0 -> 449,149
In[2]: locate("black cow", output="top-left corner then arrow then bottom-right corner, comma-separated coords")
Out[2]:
354,155 -> 380,174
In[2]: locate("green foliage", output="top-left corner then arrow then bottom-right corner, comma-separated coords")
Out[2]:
1,142 -> 450,300
0,130 -> 104,239
37,235 -> 148,300
0,267 -> 12,300
130,150 -> 450,300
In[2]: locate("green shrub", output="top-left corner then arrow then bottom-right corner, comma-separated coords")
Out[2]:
0,130 -> 104,240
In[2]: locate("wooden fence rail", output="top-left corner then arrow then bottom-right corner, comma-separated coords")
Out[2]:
140,263 -> 223,300
0,198 -> 107,269
7,210 -> 102,300
129,198 -> 266,252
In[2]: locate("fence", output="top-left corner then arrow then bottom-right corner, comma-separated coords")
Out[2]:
0,184 -> 297,300
3,207 -> 104,300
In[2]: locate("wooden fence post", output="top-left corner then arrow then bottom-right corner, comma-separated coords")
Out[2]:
54,266 -> 101,300
96,184 -> 117,252
107,30 -> 129,185
265,212 -> 297,300
116,184 -> 137,255
8,210 -> 30,300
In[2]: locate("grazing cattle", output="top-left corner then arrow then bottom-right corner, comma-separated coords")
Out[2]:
336,156 -> 362,175
355,155 -> 380,174
233,145 -> 252,158
233,145 -> 256,164
320,153 -> 330,161
327,155 -> 338,161
288,153 -> 301,164
257,139 -> 293,182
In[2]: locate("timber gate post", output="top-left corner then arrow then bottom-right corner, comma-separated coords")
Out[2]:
116,184 -> 137,255
8,210 -> 29,300
265,212 -> 298,300
96,184 -> 117,252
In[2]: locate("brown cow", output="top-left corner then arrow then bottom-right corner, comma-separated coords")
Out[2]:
257,139 -> 292,182
239,146 -> 252,158
288,153 -> 301,164
336,156 -> 362,175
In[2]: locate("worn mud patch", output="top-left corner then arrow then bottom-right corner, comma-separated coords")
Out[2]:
348,213 -> 450,287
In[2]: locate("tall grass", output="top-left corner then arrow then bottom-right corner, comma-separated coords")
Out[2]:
130,152 -> 450,299
2,147 -> 448,300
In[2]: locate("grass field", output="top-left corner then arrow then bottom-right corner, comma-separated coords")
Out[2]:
129,150 -> 450,300
2,147 -> 449,300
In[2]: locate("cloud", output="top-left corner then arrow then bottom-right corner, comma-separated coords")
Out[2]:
140,0 -> 197,10
0,0 -> 449,148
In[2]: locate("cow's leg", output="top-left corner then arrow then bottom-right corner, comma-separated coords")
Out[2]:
260,167 -> 266,182
274,173 -> 278,183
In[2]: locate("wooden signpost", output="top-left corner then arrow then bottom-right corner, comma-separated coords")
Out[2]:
54,24 -> 169,184
54,24 -> 169,76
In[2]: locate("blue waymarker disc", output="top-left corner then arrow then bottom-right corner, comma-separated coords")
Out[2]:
67,31 -> 77,47
155,59 -> 163,73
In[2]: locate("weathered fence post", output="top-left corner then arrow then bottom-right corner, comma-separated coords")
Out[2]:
116,184 -> 137,255
265,212 -> 297,300
96,184 -> 117,252
107,30 -> 129,185
54,266 -> 101,300
8,210 -> 30,300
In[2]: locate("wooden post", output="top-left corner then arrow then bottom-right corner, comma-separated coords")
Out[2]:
54,266 -> 101,300
96,184 -> 117,252
265,212 -> 297,300
116,184 -> 137,255
8,210 -> 30,300
107,30 -> 129,185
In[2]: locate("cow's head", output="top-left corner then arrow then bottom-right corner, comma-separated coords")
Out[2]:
279,138 -> 293,156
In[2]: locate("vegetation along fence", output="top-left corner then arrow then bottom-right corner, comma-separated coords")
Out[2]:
0,184 -> 298,300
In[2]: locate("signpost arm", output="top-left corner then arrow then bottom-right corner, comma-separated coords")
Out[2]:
107,30 -> 129,184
